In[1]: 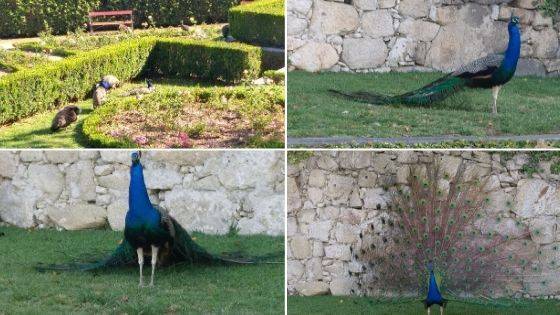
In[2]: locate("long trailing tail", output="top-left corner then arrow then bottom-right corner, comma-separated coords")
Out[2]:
36,221 -> 281,272
36,240 -> 137,272
329,74 -> 467,106
170,218 -> 283,265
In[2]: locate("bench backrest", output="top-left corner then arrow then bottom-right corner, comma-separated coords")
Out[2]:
89,10 -> 133,18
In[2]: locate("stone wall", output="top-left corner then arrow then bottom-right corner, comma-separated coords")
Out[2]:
288,0 -> 560,76
287,151 -> 560,297
0,150 -> 285,236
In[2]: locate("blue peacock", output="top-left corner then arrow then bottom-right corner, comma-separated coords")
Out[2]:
37,151 -> 278,286
331,15 -> 521,115
354,160 -> 548,314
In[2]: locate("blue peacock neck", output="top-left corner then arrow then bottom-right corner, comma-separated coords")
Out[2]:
427,268 -> 443,302
129,162 -> 155,217
501,23 -> 521,72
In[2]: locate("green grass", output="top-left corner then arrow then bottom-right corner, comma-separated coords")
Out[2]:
288,296 -> 560,315
0,78 -> 229,148
0,99 -> 92,148
0,226 -> 284,314
287,71 -> 560,138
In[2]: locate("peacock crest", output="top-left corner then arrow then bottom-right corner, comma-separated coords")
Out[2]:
352,159 -> 545,300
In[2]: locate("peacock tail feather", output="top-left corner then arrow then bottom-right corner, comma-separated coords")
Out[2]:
36,218 -> 280,272
352,159 -> 545,303
36,240 -> 137,272
329,75 -> 467,106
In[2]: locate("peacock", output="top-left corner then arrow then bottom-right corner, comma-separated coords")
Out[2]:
37,151 -> 280,287
51,105 -> 81,132
121,79 -> 155,97
353,159 -> 546,314
330,15 -> 521,115
101,75 -> 120,90
92,83 -> 108,109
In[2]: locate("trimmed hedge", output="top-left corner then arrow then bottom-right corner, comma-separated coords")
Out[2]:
0,0 -> 99,38
229,0 -> 285,48
0,38 -> 262,125
0,38 -> 155,125
100,0 -> 240,27
149,39 -> 262,83
0,0 -> 242,37
82,85 -> 284,148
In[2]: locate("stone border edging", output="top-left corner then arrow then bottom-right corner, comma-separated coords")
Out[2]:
288,133 -> 560,147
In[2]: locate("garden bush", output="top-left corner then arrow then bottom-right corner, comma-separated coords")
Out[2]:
0,37 -> 156,125
99,0 -> 240,27
0,0 -> 99,38
228,0 -> 285,48
0,37 -> 262,125
82,85 -> 284,148
148,39 -> 262,83
0,0 -> 241,37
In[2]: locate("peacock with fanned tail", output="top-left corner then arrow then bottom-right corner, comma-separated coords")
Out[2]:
37,151 -> 279,287
352,159 -> 552,314
330,15 -> 521,115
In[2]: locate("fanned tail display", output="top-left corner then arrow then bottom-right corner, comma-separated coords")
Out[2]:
351,159 -> 548,308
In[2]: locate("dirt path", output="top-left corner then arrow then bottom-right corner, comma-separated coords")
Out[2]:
288,134 -> 560,147
0,37 -> 41,50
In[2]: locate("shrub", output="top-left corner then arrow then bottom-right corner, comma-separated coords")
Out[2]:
0,38 -> 156,124
538,0 -> 560,23
0,0 -> 99,38
0,37 -> 262,125
0,0 -> 241,37
82,85 -> 284,148
148,38 -> 262,83
100,0 -> 240,26
228,0 -> 285,47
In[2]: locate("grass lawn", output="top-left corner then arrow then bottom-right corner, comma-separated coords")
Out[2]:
0,78 -> 226,148
287,71 -> 560,138
0,226 -> 284,314
288,296 -> 560,315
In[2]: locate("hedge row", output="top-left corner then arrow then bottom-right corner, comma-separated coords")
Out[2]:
229,0 -> 284,48
0,0 -> 100,38
99,0 -> 240,27
0,37 -> 155,125
0,0 -> 241,38
0,37 -> 262,125
149,39 -> 262,83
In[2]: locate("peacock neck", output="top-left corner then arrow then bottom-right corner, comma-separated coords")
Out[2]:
129,162 -> 156,218
427,270 -> 443,301
502,24 -> 521,71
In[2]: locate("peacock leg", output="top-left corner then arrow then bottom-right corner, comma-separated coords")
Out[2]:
137,248 -> 144,287
427,306 -> 431,315
491,85 -> 502,115
149,245 -> 159,287
440,305 -> 444,315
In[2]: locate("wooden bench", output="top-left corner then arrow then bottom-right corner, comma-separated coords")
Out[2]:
88,10 -> 134,33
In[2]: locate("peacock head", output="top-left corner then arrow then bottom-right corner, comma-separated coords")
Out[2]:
131,151 -> 142,165
509,14 -> 520,26
427,261 -> 434,272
